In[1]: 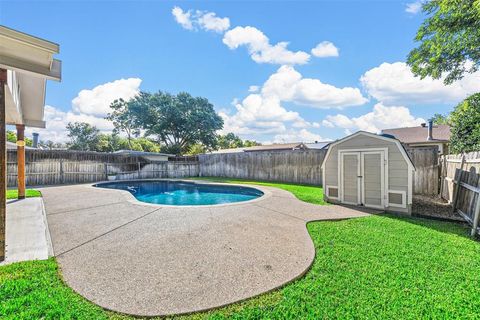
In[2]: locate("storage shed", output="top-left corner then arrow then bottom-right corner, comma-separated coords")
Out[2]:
322,131 -> 415,214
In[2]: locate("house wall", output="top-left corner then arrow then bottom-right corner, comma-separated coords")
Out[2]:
323,134 -> 411,214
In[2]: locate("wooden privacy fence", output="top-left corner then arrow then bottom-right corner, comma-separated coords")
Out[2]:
7,149 -> 199,187
406,146 -> 440,196
199,150 -> 327,185
7,146 -> 441,194
198,147 -> 439,192
440,152 -> 480,236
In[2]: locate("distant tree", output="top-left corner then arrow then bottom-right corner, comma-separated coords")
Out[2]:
66,122 -> 100,151
449,93 -> 480,153
407,0 -> 480,84
243,139 -> 261,147
127,91 -> 223,155
430,113 -> 450,125
216,133 -> 261,150
136,137 -> 161,153
217,133 -> 244,149
186,143 -> 207,155
38,140 -> 65,150
6,130 -> 33,147
106,98 -> 140,149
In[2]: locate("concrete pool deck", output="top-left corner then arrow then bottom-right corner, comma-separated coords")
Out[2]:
40,180 -> 376,316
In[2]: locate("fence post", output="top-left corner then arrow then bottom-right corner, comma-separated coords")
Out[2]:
104,163 -> 108,181
471,195 -> 480,237
451,155 -> 466,214
137,162 -> 141,179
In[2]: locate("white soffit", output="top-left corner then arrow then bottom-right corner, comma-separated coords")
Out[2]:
0,25 -> 61,128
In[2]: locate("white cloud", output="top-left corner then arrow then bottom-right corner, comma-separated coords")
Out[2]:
220,94 -> 303,135
273,129 -> 326,143
72,78 -> 141,116
324,103 -> 425,133
26,105 -> 114,143
311,41 -> 339,58
27,77 -> 143,143
262,65 -> 367,108
172,7 -> 193,30
220,65 -> 365,141
196,11 -> 230,33
361,62 -> 480,105
172,7 -> 230,33
248,85 -> 259,93
223,26 -> 310,65
406,1 -> 422,14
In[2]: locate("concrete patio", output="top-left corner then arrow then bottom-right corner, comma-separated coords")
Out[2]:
1,197 -> 52,265
40,181 -> 374,316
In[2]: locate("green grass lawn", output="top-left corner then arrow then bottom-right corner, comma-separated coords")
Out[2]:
192,177 -> 327,205
6,189 -> 41,200
1,181 -> 479,319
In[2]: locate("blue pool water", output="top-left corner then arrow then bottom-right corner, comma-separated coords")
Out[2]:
94,180 -> 264,206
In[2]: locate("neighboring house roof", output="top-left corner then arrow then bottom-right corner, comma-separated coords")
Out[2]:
305,141 -> 331,149
382,125 -> 451,144
210,142 -> 309,154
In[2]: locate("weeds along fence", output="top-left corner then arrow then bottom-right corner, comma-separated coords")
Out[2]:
440,151 -> 480,235
6,149 -> 199,187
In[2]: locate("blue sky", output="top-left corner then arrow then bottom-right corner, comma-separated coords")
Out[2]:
2,1 -> 479,143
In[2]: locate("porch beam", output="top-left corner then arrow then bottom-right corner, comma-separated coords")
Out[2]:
0,68 -> 7,262
16,124 -> 25,199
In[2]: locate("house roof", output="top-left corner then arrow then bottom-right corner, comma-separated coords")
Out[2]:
210,142 -> 308,154
382,125 -> 451,144
0,25 -> 62,128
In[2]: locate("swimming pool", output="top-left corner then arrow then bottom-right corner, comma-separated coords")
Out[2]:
94,180 -> 264,206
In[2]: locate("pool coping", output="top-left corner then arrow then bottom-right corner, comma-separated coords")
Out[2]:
91,178 -> 273,209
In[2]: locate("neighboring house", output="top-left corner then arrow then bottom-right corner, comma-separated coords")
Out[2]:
305,141 -> 331,149
210,142 -> 312,154
381,120 -> 451,154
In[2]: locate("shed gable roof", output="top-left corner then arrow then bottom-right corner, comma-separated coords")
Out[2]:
321,131 -> 415,170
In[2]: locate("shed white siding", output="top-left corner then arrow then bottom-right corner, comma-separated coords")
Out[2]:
322,132 -> 413,214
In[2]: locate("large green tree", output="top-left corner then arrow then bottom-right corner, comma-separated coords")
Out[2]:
407,0 -> 480,84
127,91 -> 224,154
449,93 -> 480,153
66,122 -> 100,151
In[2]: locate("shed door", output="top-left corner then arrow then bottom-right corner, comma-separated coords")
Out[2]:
361,152 -> 385,209
341,153 -> 361,205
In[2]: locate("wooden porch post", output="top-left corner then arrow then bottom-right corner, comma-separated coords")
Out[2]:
16,124 -> 25,199
0,69 -> 7,262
